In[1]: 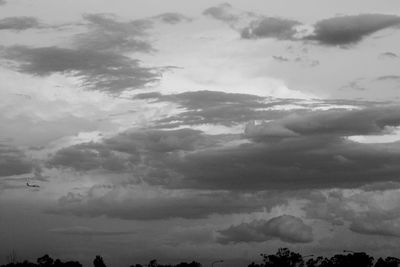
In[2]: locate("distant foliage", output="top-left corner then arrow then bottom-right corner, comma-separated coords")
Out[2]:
93,256 -> 106,267
129,259 -> 202,267
1,250 -> 399,267
248,248 -> 398,267
1,255 -> 82,267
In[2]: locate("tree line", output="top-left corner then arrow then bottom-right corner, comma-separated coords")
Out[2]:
2,248 -> 400,267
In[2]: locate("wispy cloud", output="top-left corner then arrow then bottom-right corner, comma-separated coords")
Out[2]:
49,226 -> 136,236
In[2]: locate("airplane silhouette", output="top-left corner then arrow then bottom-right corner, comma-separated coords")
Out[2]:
26,179 -> 40,188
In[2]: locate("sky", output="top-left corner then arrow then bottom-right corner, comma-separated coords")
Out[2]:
1,0 -> 400,266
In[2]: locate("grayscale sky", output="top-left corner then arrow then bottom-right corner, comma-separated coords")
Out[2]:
1,1 -> 400,266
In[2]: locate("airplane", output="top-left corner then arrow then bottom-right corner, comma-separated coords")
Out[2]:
26,179 -> 40,188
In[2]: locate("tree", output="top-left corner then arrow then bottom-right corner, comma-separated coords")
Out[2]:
175,261 -> 202,267
374,257 -> 400,267
147,260 -> 158,267
328,252 -> 374,267
37,255 -> 54,267
93,256 -> 106,267
249,248 -> 305,267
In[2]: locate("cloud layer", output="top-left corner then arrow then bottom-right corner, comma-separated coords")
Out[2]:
0,144 -> 33,177
2,46 -> 161,94
306,14 -> 400,46
0,16 -> 40,31
218,215 -> 313,244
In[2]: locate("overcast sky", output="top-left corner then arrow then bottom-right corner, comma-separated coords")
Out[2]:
1,1 -> 400,266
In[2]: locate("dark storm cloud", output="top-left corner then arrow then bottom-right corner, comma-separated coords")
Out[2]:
0,144 -> 34,177
164,106 -> 400,191
305,14 -> 400,46
47,143 -> 130,172
2,46 -> 161,94
76,13 -> 153,53
49,226 -> 136,236
47,128 -> 213,173
105,128 -> 208,153
218,215 -> 313,244
49,185 -> 286,220
153,13 -> 192,24
245,106 -> 400,138
0,16 -> 40,31
241,17 -> 301,40
48,101 -> 400,191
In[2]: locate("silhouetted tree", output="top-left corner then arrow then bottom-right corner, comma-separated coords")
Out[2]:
248,262 -> 261,267
374,257 -> 400,267
306,256 -> 328,267
328,252 -> 374,267
93,256 -> 106,267
147,260 -> 158,267
37,255 -> 54,267
175,261 -> 201,267
248,248 -> 305,267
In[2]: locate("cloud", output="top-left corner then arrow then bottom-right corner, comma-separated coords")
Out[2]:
104,128 -> 209,153
47,105 -> 400,191
272,55 -> 290,62
76,13 -> 153,53
0,0 -> 7,5
376,75 -> 400,82
303,186 -> 400,237
245,106 -> 400,138
135,90 -> 266,110
153,13 -> 192,24
163,106 -> 400,191
350,220 -> 400,237
47,128 -> 210,173
49,185 -> 286,220
218,215 -> 313,244
305,14 -> 400,46
0,144 -> 34,177
134,91 -> 373,128
241,17 -> 301,40
0,13 -> 174,94
0,16 -> 40,31
203,3 -> 240,24
379,52 -> 398,59
2,46 -> 161,94
0,114 -> 101,147
203,3 -> 301,41
135,90 -> 298,127
361,181 -> 400,191
47,143 -> 130,172
49,226 -> 136,236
